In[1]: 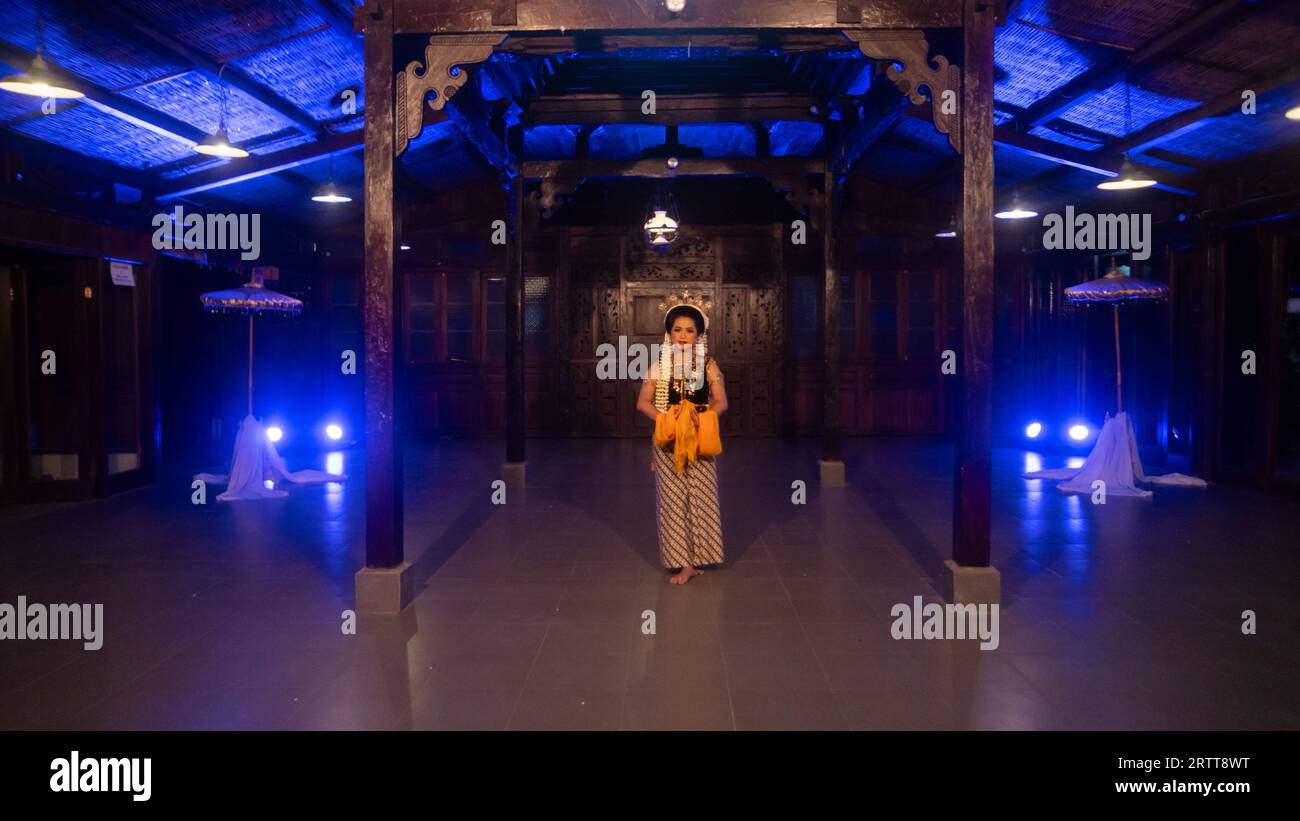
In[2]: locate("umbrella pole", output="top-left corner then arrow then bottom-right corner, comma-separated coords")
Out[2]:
1112,303 -> 1122,414
248,314 -> 254,418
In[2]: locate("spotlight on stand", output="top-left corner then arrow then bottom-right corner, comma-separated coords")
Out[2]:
1025,421 -> 1043,440
1068,423 -> 1090,442
266,425 -> 284,443
326,452 -> 345,476
325,423 -> 343,441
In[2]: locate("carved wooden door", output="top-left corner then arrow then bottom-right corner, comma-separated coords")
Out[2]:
563,226 -> 783,437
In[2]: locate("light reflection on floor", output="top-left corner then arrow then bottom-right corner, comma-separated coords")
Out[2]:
0,439 -> 1296,730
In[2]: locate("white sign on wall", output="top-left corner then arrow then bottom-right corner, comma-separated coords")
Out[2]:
109,261 -> 136,287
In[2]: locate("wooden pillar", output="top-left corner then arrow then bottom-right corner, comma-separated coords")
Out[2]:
821,165 -> 843,480
504,123 -> 526,479
361,0 -> 402,569
1257,228 -> 1284,485
952,0 -> 995,570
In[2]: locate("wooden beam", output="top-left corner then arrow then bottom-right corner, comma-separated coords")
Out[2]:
362,0 -> 403,568
1004,52 -> 1300,203
521,157 -> 821,180
77,0 -> 324,136
155,128 -> 369,199
833,80 -> 911,177
392,0 -> 963,33
1013,0 -> 1255,131
525,93 -> 823,125
995,127 -> 1196,196
953,0 -> 995,569
0,128 -> 159,195
1116,62 -> 1300,156
309,0 -> 364,49
497,32 -> 853,54
445,73 -> 512,182
902,106 -> 1197,196
0,42 -> 206,146
1143,146 -> 1209,171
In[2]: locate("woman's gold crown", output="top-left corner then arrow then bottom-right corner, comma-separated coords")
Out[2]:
657,289 -> 712,318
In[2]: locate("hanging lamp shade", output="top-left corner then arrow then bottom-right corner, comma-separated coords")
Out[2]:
995,194 -> 1037,220
1098,69 -> 1158,191
311,182 -> 351,203
194,68 -> 247,158
644,209 -> 679,247
643,184 -> 681,250
194,127 -> 249,158
0,52 -> 83,99
1097,155 -> 1157,191
310,152 -> 351,202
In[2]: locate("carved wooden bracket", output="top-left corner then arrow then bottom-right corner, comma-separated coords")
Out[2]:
843,29 -> 961,154
395,34 -> 504,156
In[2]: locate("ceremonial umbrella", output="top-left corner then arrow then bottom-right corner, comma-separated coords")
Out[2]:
1025,264 -> 1203,495
1064,263 -> 1168,414
199,267 -> 302,417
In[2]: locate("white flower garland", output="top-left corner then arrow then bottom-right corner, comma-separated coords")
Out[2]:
654,334 -> 708,413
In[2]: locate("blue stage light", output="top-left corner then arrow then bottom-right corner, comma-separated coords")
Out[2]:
1025,421 -> 1043,439
1068,423 -> 1090,441
266,426 -> 284,443
325,423 -> 343,441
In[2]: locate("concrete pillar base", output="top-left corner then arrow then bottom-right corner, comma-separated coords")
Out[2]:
818,459 -> 845,486
942,559 -> 1001,604
503,461 -> 526,488
355,561 -> 415,614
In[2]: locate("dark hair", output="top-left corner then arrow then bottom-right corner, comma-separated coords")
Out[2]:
664,305 -> 704,334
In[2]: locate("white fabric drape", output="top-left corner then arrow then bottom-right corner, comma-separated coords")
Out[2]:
1024,411 -> 1206,497
194,415 -> 346,501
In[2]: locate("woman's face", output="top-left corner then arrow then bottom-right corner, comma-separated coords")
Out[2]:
670,316 -> 699,346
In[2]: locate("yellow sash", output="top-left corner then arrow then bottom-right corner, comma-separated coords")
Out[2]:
654,401 -> 722,473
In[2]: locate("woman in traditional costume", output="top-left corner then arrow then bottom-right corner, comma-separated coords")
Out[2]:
635,291 -> 728,585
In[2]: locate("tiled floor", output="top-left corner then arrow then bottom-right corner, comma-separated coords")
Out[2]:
1,437 -> 1297,730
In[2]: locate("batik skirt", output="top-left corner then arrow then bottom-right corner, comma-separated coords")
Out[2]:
651,440 -> 725,569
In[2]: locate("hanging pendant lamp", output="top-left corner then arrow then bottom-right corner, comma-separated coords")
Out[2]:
311,152 -> 352,203
643,182 -> 680,250
0,2 -> 83,99
995,191 -> 1037,220
194,65 -> 248,158
1098,64 -> 1156,191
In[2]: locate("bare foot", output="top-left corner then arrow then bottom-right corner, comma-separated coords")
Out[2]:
668,566 -> 704,585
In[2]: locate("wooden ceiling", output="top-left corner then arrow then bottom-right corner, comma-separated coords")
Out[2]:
0,0 -> 1296,233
